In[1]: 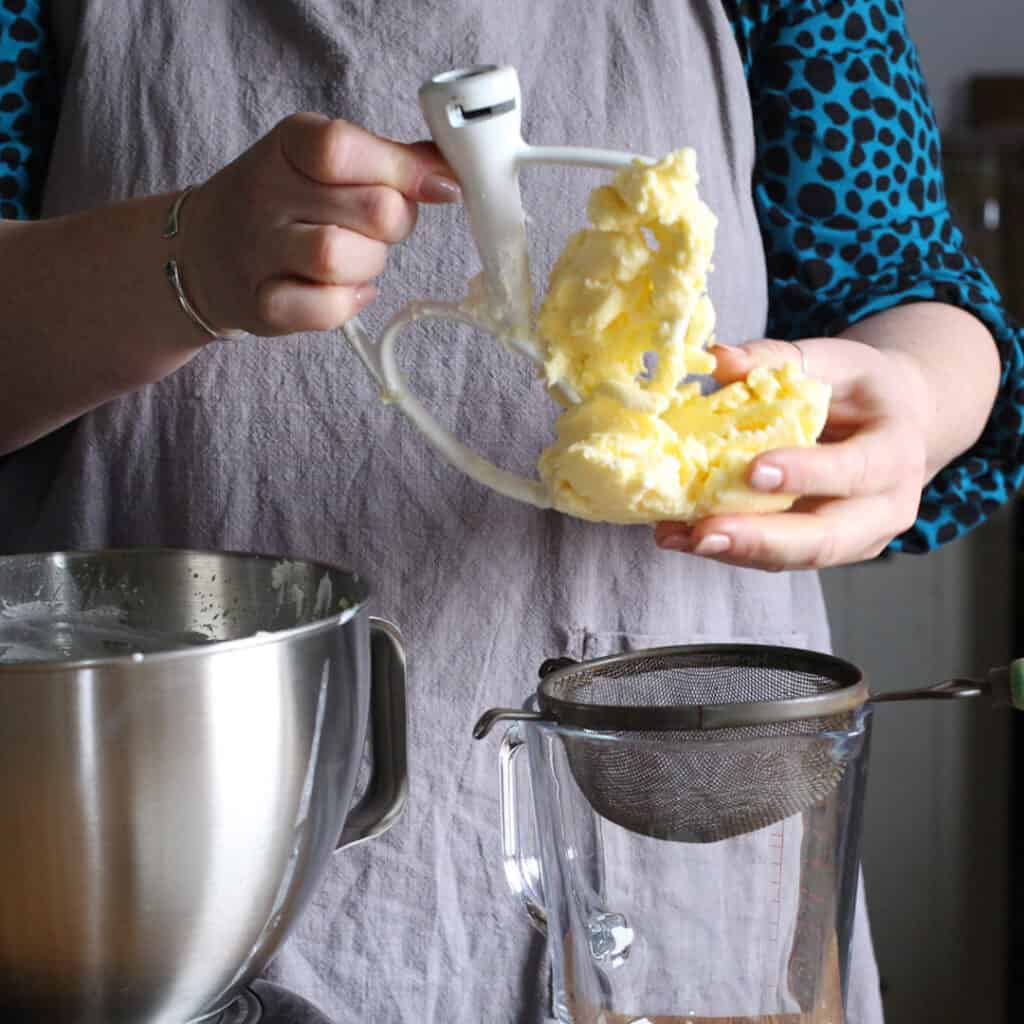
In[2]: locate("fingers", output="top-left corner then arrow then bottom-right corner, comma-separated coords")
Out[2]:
278,113 -> 461,203
655,495 -> 904,572
293,184 -> 419,242
712,338 -> 876,403
747,427 -> 923,500
255,279 -> 378,334
654,335 -> 930,571
711,340 -> 802,384
283,224 -> 389,285
187,114 -> 450,337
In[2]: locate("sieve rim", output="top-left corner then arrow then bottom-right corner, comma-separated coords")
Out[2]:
537,643 -> 869,732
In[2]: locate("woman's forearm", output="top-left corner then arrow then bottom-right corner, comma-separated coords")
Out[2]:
839,302 -> 1001,482
0,197 -> 210,455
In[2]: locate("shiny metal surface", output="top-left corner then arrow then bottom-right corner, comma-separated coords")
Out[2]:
0,549 -> 407,1024
212,981 -> 334,1023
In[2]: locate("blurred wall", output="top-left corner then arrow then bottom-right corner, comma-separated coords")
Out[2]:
822,509 -> 1012,1023
905,0 -> 1024,128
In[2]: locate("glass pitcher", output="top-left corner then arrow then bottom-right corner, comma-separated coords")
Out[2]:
496,698 -> 871,1023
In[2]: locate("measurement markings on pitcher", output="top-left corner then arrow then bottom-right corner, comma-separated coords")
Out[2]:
761,823 -> 787,1009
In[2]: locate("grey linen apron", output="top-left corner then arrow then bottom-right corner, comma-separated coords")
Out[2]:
7,1 -> 883,1020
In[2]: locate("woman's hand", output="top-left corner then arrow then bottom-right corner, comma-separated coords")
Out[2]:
182,113 -> 460,336
654,336 -> 933,571
0,113 -> 461,454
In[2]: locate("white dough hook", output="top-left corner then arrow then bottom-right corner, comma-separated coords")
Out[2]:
342,64 -> 649,508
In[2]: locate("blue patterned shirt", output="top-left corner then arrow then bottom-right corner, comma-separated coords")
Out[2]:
0,0 -> 50,221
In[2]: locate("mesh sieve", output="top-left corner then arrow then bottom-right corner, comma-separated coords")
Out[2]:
475,645 -> 1021,841
477,645 -> 872,843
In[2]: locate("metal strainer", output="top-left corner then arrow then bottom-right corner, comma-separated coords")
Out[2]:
473,644 -> 1023,843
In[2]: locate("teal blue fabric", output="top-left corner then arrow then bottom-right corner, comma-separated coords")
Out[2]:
0,0 -> 52,220
3,0 -> 1022,553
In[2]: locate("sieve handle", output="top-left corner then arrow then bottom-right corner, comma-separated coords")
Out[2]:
473,706 -> 548,738
983,661 -> 1024,710
498,724 -> 548,935
871,662 -> 1024,708
870,680 -> 985,703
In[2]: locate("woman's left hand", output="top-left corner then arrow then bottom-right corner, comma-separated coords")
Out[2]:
654,337 -> 932,571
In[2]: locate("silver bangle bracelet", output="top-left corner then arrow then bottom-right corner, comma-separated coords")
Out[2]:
162,186 -> 242,340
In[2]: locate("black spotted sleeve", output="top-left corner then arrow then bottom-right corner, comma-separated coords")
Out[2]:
724,0 -> 1024,553
0,0 -> 54,220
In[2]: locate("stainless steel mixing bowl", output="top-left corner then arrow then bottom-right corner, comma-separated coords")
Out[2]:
0,549 -> 408,1024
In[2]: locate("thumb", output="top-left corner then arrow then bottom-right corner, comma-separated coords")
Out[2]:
279,114 -> 461,203
714,337 -> 892,395
710,339 -> 806,385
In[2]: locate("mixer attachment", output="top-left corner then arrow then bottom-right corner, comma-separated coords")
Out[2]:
341,64 -> 649,511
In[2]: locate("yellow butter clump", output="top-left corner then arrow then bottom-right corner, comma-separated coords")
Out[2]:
539,148 -> 717,403
535,148 -> 830,525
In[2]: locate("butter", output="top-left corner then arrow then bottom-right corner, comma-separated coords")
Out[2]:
538,148 -> 717,405
534,149 -> 830,525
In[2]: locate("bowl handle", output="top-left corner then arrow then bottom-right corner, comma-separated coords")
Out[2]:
336,617 -> 409,850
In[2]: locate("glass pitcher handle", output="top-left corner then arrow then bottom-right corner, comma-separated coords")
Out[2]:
497,722 -> 637,965
498,723 -> 548,934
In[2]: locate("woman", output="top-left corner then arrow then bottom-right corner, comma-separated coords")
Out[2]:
0,1 -> 1019,1021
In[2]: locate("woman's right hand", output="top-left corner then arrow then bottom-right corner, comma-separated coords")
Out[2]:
180,113 -> 461,337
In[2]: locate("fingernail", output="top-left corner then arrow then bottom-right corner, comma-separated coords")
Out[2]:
657,532 -> 690,552
420,174 -> 462,202
750,464 -> 784,492
711,343 -> 745,358
354,284 -> 378,307
693,533 -> 731,557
